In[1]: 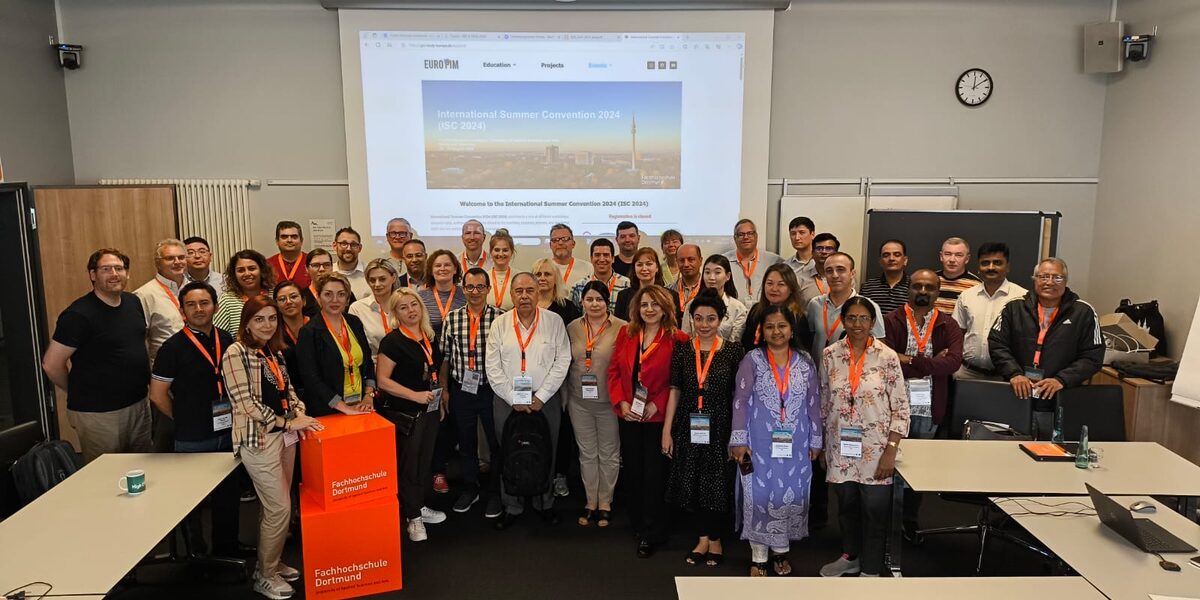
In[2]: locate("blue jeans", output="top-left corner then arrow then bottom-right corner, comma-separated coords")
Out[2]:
175,435 -> 240,553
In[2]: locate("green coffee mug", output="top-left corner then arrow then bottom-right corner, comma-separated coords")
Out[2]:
118,469 -> 146,496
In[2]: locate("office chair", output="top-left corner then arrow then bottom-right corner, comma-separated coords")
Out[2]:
916,380 -> 1049,573
1058,384 -> 1127,442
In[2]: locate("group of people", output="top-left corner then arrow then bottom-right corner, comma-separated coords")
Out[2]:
41,214 -> 1103,597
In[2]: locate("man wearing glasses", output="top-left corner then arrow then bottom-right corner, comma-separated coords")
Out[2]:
810,232 -> 840,298
183,236 -> 224,296
333,227 -> 372,299
384,217 -> 415,275
989,257 -> 1103,438
548,223 -> 592,286
133,239 -> 189,451
43,249 -> 153,463
722,219 -> 783,300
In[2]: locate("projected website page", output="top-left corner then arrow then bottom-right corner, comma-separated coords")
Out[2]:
358,31 -> 746,238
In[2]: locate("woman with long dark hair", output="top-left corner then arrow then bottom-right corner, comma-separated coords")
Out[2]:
214,249 -> 275,334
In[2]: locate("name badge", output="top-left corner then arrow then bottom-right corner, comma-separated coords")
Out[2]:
581,374 -> 599,400
1025,368 -> 1045,399
428,386 -> 443,413
771,429 -> 794,459
907,377 -> 932,407
840,426 -> 863,458
513,376 -> 534,405
689,413 -> 710,444
631,383 -> 649,416
212,401 -> 232,432
284,430 -> 299,447
461,370 -> 482,395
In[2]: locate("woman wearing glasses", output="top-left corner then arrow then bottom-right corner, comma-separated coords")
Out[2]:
296,273 -> 376,417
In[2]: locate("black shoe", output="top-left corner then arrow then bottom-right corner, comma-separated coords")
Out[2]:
494,511 -> 520,531
539,508 -> 560,526
637,540 -> 655,558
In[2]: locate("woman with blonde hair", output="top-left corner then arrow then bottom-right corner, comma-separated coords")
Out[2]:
488,228 -> 516,311
348,258 -> 399,361
376,286 -> 449,541
532,257 -> 581,326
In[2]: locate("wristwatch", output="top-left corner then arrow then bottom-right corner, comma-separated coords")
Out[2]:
886,441 -> 899,449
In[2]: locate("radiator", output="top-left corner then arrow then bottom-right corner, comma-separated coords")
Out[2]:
98,178 -> 254,268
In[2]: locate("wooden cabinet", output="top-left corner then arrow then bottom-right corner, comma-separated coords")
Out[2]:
1091,366 -> 1200,465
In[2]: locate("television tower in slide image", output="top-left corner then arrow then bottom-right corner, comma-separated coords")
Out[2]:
630,113 -> 638,171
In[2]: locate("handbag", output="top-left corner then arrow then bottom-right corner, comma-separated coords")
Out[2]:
378,404 -> 419,436
1115,299 -> 1167,355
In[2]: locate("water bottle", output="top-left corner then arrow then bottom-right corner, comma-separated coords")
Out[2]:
1052,405 -> 1064,444
1075,425 -> 1090,469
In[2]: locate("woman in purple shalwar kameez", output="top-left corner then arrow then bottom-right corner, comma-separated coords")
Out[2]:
730,305 -> 823,577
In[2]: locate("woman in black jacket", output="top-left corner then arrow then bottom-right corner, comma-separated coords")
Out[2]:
296,273 -> 376,417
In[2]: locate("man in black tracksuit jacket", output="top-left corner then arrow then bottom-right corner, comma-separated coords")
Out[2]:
988,258 -> 1103,437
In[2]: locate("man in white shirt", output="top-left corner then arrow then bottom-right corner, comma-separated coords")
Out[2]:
182,236 -> 224,296
548,223 -> 593,287
723,219 -> 783,301
952,242 -> 1026,380
333,227 -> 371,300
486,272 -> 572,529
460,219 -> 491,271
133,238 -> 188,452
806,252 -> 886,359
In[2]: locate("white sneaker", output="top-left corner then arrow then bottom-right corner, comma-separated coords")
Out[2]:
253,572 -> 295,599
407,518 -> 428,542
277,563 -> 300,582
819,554 -> 861,577
419,506 -> 447,524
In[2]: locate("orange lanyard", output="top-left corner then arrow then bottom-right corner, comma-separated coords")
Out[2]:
737,250 -> 759,295
322,314 -> 357,387
904,305 -> 937,356
276,254 -> 301,282
258,349 -> 288,400
433,287 -> 457,321
513,310 -> 541,373
183,328 -> 223,396
822,300 -> 844,343
584,318 -> 611,371
694,337 -> 721,411
847,338 -> 872,400
767,348 -> 792,421
283,317 -> 308,345
1033,304 -> 1059,367
376,303 -> 392,335
561,258 -> 575,284
467,307 -> 482,370
461,251 -> 486,272
155,280 -> 181,313
678,282 -> 700,313
593,274 -> 617,297
491,269 -> 511,307
815,277 -> 829,296
638,329 -> 664,364
400,324 -> 437,384
308,284 -> 318,302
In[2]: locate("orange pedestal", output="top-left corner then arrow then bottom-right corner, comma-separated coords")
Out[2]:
300,488 -> 403,599
300,412 -> 398,511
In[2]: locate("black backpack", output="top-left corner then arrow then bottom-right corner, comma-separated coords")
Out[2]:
1115,299 -> 1168,356
500,411 -> 553,497
11,440 -> 79,506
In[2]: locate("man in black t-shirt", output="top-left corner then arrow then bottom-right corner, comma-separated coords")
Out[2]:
149,281 -> 243,556
43,249 -> 153,463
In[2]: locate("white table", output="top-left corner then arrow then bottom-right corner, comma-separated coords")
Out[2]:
675,575 -> 1107,599
0,452 -> 239,597
993,495 -> 1200,600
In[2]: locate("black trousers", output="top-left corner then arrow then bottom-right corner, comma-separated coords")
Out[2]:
175,436 -> 239,553
834,481 -> 892,576
811,462 -> 829,523
386,408 -> 439,521
452,379 -> 499,492
693,508 -> 729,542
619,420 -> 669,545
556,404 -> 578,480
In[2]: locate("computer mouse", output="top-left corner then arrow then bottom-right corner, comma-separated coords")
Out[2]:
1129,500 -> 1157,513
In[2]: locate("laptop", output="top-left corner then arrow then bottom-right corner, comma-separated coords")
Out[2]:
1085,484 -> 1196,553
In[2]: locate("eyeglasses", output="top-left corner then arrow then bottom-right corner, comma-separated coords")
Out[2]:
463,284 -> 489,292
335,241 -> 362,250
814,246 -> 837,254
1034,274 -> 1066,284
310,262 -> 333,270
734,231 -> 756,239
549,236 -> 572,244
159,256 -> 187,262
186,249 -> 209,257
386,231 -> 411,238
843,315 -> 874,324
277,294 -> 303,304
94,265 -> 127,274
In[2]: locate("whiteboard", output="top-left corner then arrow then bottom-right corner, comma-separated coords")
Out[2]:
1171,295 -> 1200,407
776,194 -> 958,265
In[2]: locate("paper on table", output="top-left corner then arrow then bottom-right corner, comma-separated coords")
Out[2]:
1148,595 -> 1200,600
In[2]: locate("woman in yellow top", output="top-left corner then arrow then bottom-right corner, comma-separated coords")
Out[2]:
487,228 -> 516,312
296,273 -> 376,417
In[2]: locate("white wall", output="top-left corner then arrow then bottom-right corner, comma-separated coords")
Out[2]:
1091,0 -> 1200,358
60,0 -> 1111,289
0,0 -> 75,185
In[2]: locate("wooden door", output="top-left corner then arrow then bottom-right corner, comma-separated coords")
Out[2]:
34,185 -> 177,449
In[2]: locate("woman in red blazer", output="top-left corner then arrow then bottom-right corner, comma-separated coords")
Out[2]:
609,284 -> 689,558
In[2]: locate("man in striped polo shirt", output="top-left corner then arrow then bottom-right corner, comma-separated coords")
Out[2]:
935,237 -> 981,315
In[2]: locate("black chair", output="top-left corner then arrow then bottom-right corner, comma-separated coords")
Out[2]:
1058,384 -> 1126,442
916,380 -> 1047,572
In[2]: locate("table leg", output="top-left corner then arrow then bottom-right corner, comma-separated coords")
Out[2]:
887,473 -> 904,577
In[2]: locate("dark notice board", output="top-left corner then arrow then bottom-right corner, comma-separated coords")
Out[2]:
862,210 -> 1060,282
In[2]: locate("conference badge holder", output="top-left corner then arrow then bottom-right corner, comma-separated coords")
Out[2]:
211,400 -> 233,432
771,429 -> 794,459
581,374 -> 599,400
840,427 -> 864,459
461,370 -> 482,395
428,386 -> 443,413
1025,367 -> 1045,399
907,377 -> 933,408
513,376 -> 534,405
689,413 -> 710,444
631,383 -> 649,417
